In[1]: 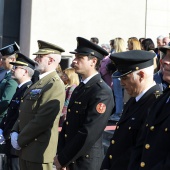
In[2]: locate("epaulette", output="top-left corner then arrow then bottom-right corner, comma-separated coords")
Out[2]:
154,90 -> 162,98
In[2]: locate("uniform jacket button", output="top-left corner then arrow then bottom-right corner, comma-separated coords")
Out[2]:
150,126 -> 154,131
111,140 -> 115,144
117,126 -> 119,129
68,109 -> 70,112
35,138 -> 37,141
165,128 -> 168,132
65,134 -> 67,138
145,144 -> 150,149
140,162 -> 145,167
76,111 -> 78,113
85,155 -> 89,158
66,121 -> 69,125
109,155 -> 112,159
129,127 -> 131,130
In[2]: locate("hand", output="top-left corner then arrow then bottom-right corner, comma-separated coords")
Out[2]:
54,155 -> 65,170
11,132 -> 21,150
0,134 -> 5,144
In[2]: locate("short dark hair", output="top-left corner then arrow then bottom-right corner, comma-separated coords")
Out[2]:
90,37 -> 99,44
142,38 -> 155,51
87,54 -> 100,71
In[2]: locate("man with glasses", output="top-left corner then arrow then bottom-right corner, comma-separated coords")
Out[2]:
0,53 -> 35,170
128,46 -> 170,170
101,50 -> 161,170
11,40 -> 65,170
0,42 -> 19,123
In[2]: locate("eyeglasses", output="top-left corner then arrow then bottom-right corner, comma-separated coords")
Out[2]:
13,66 -> 25,70
35,54 -> 55,61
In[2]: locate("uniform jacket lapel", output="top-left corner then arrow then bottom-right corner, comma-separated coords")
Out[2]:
118,84 -> 161,124
68,74 -> 102,108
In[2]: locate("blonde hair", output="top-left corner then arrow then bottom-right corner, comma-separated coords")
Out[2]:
128,38 -> 141,50
63,68 -> 79,86
114,37 -> 126,52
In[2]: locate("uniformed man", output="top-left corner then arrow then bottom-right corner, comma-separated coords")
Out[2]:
11,40 -> 65,170
128,46 -> 170,170
0,42 -> 20,122
0,53 -> 35,170
101,50 -> 162,170
54,37 -> 114,170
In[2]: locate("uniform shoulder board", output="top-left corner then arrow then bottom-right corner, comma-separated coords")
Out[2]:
154,90 -> 162,98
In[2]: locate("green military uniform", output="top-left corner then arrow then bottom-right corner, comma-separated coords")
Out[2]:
0,71 -> 17,122
12,40 -> 65,170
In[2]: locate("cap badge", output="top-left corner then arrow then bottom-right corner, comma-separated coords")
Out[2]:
38,42 -> 41,48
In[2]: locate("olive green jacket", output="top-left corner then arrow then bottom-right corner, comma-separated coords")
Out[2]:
12,71 -> 65,163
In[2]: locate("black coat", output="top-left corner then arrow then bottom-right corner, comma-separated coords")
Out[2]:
101,84 -> 161,170
128,87 -> 170,170
0,81 -> 32,139
57,74 -> 114,170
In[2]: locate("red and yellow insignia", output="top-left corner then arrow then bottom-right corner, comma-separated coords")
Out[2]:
96,103 -> 106,114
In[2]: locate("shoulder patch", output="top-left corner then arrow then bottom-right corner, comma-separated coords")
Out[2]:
96,103 -> 106,114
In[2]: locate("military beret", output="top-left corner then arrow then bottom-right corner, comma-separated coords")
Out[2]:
159,45 -> 170,54
33,40 -> 65,55
0,42 -> 20,56
10,53 -> 35,69
110,50 -> 155,78
70,37 -> 108,60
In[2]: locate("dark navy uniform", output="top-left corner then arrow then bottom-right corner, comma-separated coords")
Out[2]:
101,84 -> 161,170
128,87 -> 170,170
57,74 -> 114,170
0,81 -> 32,170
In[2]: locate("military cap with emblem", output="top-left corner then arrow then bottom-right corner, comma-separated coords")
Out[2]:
10,53 -> 35,69
70,37 -> 108,60
33,40 -> 65,55
159,45 -> 170,54
0,42 -> 20,56
110,50 -> 155,78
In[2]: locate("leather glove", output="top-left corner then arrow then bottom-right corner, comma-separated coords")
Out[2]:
11,132 -> 21,150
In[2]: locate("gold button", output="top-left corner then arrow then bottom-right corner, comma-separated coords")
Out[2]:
129,127 -> 131,130
111,140 -> 115,144
65,134 -> 67,138
136,67 -> 139,70
85,155 -> 89,158
35,138 -> 37,141
146,124 -> 148,127
150,126 -> 154,131
68,109 -> 70,112
117,126 -> 119,129
72,161 -> 75,164
21,100 -> 23,102
79,102 -> 81,104
140,162 -> 145,167
76,111 -> 78,113
165,128 -> 168,132
66,121 -> 69,125
109,155 -> 112,159
145,144 -> 150,149
19,110 -> 21,113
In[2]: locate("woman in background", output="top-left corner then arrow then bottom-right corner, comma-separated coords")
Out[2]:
127,37 -> 141,50
141,38 -> 158,73
110,37 -> 126,121
59,68 -> 79,126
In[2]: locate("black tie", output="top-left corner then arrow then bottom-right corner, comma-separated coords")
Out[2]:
76,82 -> 85,91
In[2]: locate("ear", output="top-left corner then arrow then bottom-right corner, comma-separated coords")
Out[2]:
138,70 -> 144,80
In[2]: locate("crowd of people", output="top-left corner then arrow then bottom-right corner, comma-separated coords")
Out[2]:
0,34 -> 169,170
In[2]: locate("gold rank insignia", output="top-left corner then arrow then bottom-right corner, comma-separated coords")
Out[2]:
154,90 -> 161,98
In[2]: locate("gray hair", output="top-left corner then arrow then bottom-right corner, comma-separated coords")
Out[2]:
22,66 -> 34,77
133,65 -> 154,80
